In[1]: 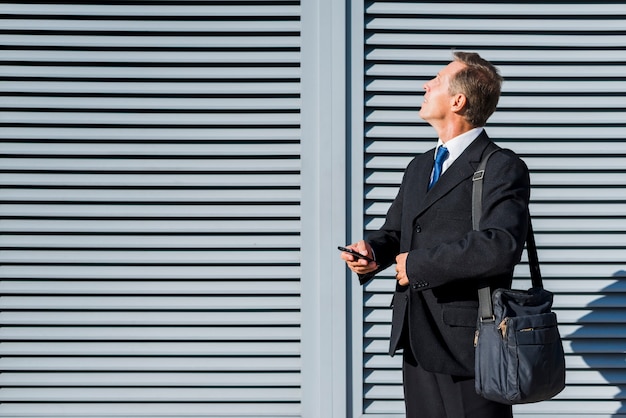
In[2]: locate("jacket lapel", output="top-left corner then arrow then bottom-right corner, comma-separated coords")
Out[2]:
413,132 -> 493,220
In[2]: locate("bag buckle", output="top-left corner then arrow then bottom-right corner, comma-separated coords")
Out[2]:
473,170 -> 485,181
480,315 -> 495,323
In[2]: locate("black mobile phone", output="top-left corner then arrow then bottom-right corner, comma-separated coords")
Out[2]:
338,246 -> 376,264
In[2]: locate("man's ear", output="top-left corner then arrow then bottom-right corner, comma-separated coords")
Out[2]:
451,93 -> 467,112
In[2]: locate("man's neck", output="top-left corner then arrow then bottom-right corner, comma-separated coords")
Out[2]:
434,121 -> 476,144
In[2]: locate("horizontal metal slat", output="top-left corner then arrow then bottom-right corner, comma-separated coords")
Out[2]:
365,370 -> 402,385
0,265 -> 302,280
1,50 -> 301,63
0,280 -> 301,294
366,48 -> 626,63
1,65 -> 300,79
367,17 -> 626,31
0,173 -> 301,187
0,403 -> 301,417
0,356 -> 301,371
0,19 -> 301,32
0,234 -> 301,248
0,204 -> 301,218
530,173 -> 626,187
0,372 -> 300,387
560,324 -> 626,339
0,326 -> 300,341
364,353 -> 402,369
364,384 -> 401,400
367,33 -> 626,48
530,204 -> 626,217
557,311 -> 626,325
1,128 -> 301,141
2,111 -> 301,125
513,402 -> 625,415
0,342 -> 301,356
2,81 -> 301,94
0,296 -> 301,311
0,189 -> 302,202
0,158 -> 301,171
515,415 -> 626,418
366,2 -> 626,15
0,4 -> 301,16
524,157 -> 626,171
364,399 -> 404,414
562,344 -> 626,358
513,278 -> 626,294
0,311 -> 301,326
0,142 -> 301,155
0,219 -> 301,233
0,387 -> 301,402
533,218 -> 626,235
565,288 -> 626,311
0,250 -> 300,264
3,34 -> 301,48
2,96 -> 301,110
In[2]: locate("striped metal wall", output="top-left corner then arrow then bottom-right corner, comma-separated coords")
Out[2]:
359,1 -> 626,416
0,2 -> 303,417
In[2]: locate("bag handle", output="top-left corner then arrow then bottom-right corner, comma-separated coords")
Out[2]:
472,149 -> 542,321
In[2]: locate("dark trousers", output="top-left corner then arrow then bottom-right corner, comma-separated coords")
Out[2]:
402,347 -> 513,418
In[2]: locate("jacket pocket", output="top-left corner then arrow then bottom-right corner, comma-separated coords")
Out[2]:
442,305 -> 478,328
435,209 -> 472,222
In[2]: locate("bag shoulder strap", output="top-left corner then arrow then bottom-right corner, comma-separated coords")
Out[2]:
472,148 -> 542,320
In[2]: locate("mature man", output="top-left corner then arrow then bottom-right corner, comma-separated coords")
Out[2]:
341,52 -> 530,417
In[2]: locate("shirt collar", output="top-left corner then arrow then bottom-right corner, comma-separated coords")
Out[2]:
434,127 -> 484,170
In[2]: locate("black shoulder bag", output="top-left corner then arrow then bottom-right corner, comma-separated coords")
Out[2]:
472,149 -> 566,405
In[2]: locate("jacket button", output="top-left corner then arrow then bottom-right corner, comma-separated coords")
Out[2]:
415,224 -> 421,232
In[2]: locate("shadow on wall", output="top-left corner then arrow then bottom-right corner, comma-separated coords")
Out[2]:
569,270 -> 626,417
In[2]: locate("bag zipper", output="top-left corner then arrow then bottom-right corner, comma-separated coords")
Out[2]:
498,318 -> 508,338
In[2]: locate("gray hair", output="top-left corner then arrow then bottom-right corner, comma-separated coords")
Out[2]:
449,51 -> 503,127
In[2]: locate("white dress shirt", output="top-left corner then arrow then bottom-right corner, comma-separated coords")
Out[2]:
433,127 -> 484,176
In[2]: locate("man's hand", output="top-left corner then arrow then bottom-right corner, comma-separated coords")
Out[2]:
395,252 -> 409,286
340,240 -> 378,274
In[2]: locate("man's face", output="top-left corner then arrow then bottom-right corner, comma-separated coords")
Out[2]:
419,60 -> 466,124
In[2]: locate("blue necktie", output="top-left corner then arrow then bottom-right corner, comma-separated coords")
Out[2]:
428,146 -> 449,190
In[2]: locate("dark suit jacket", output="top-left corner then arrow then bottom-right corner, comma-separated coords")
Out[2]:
360,132 -> 530,377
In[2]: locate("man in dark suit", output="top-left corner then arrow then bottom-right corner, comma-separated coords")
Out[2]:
341,52 -> 530,417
